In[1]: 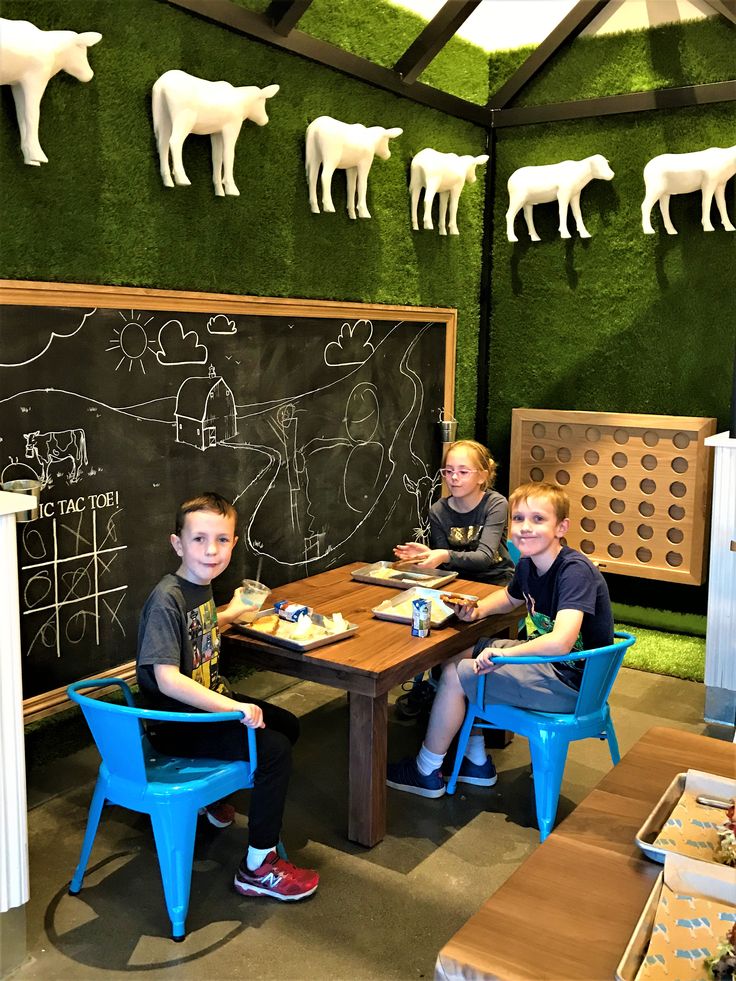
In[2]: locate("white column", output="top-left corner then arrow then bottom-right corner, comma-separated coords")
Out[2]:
704,433 -> 736,728
0,490 -> 36,913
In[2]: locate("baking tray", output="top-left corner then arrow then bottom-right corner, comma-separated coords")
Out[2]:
234,608 -> 358,651
636,769 -> 735,864
371,586 -> 478,627
616,854 -> 736,981
351,561 -> 458,590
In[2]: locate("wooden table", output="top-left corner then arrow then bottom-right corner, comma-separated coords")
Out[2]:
435,726 -> 736,981
223,562 -> 519,847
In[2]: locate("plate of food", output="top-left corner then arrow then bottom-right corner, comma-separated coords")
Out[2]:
234,608 -> 358,651
351,561 -> 458,590
371,586 -> 478,627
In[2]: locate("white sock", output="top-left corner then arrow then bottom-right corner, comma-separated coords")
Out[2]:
416,743 -> 444,776
464,733 -> 487,766
246,845 -> 276,871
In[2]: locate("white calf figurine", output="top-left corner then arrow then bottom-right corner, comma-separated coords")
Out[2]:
152,69 -> 279,197
410,148 -> 488,236
506,154 -> 614,242
0,17 -> 101,166
306,115 -> 403,219
641,146 -> 736,235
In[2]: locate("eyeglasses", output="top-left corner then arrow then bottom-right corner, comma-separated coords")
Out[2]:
439,468 -> 479,479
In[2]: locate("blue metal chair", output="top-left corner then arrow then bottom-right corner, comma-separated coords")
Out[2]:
67,678 -> 259,940
446,631 -> 636,841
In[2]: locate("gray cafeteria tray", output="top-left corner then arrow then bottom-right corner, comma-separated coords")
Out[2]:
234,608 -> 358,651
351,560 -> 458,590
371,586 -> 477,627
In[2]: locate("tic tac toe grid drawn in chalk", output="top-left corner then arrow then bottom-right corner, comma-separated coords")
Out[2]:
509,409 -> 717,584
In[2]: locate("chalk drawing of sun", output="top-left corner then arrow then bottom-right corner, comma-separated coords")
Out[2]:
106,311 -> 156,373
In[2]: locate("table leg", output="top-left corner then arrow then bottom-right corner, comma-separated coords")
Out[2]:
348,691 -> 388,847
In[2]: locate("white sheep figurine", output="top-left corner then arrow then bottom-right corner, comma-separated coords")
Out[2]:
641,146 -> 736,235
0,17 -> 101,166
152,69 -> 279,197
410,148 -> 489,236
506,154 -> 614,242
306,115 -> 403,219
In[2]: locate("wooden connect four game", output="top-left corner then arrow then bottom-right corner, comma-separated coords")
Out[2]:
509,409 -> 717,584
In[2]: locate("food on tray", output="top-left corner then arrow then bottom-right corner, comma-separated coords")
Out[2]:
714,799 -> 736,867
248,611 -> 347,643
370,566 -> 401,580
250,614 -> 280,635
379,597 -> 449,623
439,592 -> 479,608
705,922 -> 736,980
653,790 -> 735,864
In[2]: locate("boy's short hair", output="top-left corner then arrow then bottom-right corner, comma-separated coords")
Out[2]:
443,439 -> 497,490
509,482 -> 569,523
174,492 -> 237,536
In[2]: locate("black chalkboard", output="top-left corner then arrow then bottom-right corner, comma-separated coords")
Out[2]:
0,282 -> 455,703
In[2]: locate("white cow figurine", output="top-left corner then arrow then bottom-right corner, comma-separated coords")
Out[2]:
506,154 -> 614,242
0,17 -> 101,166
641,146 -> 736,235
410,148 -> 489,236
152,69 -> 279,197
306,115 -> 403,219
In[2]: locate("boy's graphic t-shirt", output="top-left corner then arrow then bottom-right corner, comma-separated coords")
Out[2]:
136,573 -> 225,712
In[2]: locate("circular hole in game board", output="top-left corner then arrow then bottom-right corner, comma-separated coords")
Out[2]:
558,425 -> 573,441
667,527 -> 684,544
555,470 -> 570,485
639,501 -> 655,517
669,504 -> 685,520
610,498 -> 626,514
640,478 -> 656,495
643,431 -> 659,447
611,475 -> 627,491
613,429 -> 629,444
584,449 -> 599,465
581,517 -> 596,531
530,467 -> 544,482
666,551 -> 683,567
641,454 -> 658,471
637,524 -> 653,540
670,481 -> 687,498
582,472 -> 598,488
586,427 -> 601,442
636,547 -> 652,563
672,457 -> 688,473
580,540 -> 595,554
532,423 -> 546,438
608,521 -> 624,536
582,495 -> 597,511
531,445 -> 545,460
612,452 -> 628,468
608,543 -> 624,558
557,446 -> 572,463
673,432 -> 690,449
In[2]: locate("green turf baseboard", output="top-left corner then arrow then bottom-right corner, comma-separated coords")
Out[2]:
618,622 -> 705,683
612,604 -> 707,637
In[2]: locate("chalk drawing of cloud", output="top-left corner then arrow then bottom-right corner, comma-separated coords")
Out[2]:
156,320 -> 208,366
1,308 -> 96,367
207,314 -> 237,335
324,320 -> 375,367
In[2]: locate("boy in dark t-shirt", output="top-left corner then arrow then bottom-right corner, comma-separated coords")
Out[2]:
387,482 -> 614,799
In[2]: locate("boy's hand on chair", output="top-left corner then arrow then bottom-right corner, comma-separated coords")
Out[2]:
240,703 -> 265,728
473,648 -> 496,675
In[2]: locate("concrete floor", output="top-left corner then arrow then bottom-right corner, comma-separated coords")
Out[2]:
10,667 -> 730,980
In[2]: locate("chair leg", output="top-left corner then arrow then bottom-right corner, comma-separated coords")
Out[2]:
604,710 -> 621,766
446,708 -> 477,795
528,731 -> 570,842
150,803 -> 198,941
69,776 -> 108,894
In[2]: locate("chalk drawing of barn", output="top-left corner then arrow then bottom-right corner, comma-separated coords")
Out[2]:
175,366 -> 238,451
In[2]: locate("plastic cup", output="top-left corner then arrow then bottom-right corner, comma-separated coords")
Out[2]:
238,579 -> 271,622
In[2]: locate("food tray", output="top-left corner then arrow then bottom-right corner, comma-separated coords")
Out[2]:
615,854 -> 736,981
635,769 -> 735,864
371,586 -> 477,627
351,561 -> 458,590
234,608 -> 358,651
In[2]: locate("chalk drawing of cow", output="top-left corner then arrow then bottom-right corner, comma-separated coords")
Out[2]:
24,429 -> 88,485
641,146 -> 736,235
410,148 -> 489,236
506,154 -> 615,242
152,69 -> 279,197
305,115 -> 403,219
403,471 -> 441,544
0,17 -> 101,166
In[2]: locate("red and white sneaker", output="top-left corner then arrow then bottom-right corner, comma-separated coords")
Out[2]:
234,852 -> 319,901
199,799 -> 236,828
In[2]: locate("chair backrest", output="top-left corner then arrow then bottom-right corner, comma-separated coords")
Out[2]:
506,538 -> 521,566
574,631 -> 635,718
68,679 -> 150,785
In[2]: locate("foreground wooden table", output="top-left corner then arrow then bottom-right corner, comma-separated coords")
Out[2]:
223,562 -> 519,847
436,726 -> 736,981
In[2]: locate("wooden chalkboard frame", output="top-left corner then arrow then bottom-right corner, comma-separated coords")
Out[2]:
0,280 -> 457,722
